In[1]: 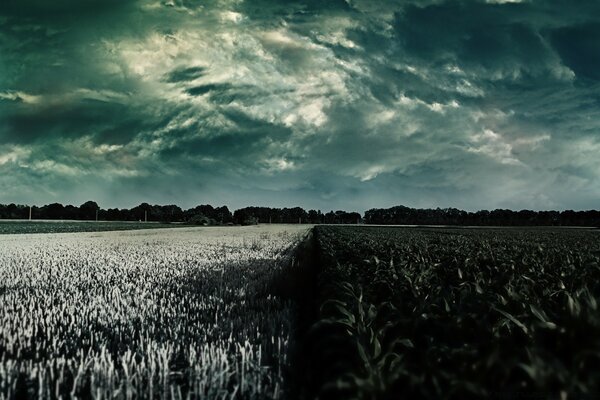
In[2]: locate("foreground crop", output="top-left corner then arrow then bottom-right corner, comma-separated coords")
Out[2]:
0,226 -> 308,399
308,226 -> 600,399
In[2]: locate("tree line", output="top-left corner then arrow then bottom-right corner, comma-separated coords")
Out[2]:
0,202 -> 598,226
0,202 -> 361,225
364,205 -> 600,227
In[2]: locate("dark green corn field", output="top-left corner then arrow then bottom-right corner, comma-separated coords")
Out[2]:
305,226 -> 600,400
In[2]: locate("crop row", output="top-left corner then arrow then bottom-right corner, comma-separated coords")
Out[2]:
308,226 -> 600,399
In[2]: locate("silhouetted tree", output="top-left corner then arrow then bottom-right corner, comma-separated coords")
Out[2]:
79,201 -> 100,220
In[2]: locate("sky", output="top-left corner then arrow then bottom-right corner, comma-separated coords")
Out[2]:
1,0 -> 599,211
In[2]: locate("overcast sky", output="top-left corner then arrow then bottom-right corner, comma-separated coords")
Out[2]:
1,0 -> 599,211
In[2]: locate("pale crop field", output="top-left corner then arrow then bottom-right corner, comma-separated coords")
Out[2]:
0,225 -> 310,399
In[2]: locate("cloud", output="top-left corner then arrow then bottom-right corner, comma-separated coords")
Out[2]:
0,91 -> 42,104
164,66 -> 208,83
1,0 -> 600,210
551,23 -> 600,81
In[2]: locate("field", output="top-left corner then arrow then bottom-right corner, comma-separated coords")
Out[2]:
2,224 -> 600,399
0,225 -> 309,399
306,226 -> 600,399
0,220 -> 180,235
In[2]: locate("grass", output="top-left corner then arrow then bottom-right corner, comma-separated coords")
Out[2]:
0,220 -> 180,235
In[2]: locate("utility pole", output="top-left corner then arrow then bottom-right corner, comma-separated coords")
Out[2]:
29,206 -> 32,221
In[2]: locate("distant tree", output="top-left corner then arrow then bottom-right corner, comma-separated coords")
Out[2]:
364,205 -> 600,226
308,209 -> 322,224
79,201 -> 100,220
130,203 -> 152,221
42,203 -> 66,219
0,204 -> 28,219
160,205 -> 183,223
214,206 -> 233,224
63,205 -> 79,220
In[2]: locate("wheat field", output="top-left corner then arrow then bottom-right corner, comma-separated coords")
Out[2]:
0,225 -> 310,399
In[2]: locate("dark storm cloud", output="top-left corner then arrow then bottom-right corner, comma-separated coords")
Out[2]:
165,66 -> 208,83
159,110 -> 293,162
1,0 -> 600,210
551,23 -> 600,81
1,100 -> 131,144
185,84 -> 231,97
391,1 -> 600,81
0,0 -> 132,15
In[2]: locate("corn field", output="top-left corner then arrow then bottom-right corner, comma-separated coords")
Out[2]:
0,225 -> 309,399
308,226 -> 600,400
